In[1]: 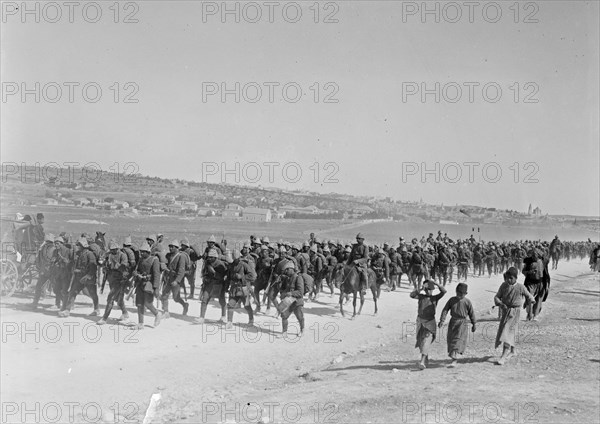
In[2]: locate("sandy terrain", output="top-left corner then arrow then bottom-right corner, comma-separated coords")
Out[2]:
1,259 -> 598,423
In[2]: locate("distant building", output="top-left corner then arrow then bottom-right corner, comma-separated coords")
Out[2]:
242,207 -> 272,222
45,198 -> 58,205
528,203 -> 533,215
533,207 -> 542,216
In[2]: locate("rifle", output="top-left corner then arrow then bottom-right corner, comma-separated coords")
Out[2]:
100,260 -> 108,294
125,275 -> 138,301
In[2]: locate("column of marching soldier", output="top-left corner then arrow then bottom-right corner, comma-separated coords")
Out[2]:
30,231 -> 599,343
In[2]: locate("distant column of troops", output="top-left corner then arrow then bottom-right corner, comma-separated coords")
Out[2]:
30,230 -> 599,337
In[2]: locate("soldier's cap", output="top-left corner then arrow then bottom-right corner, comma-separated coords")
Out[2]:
54,236 -> 64,244
345,242 -> 351,247
283,241 -> 291,247
399,237 -> 404,241
457,283 -> 468,294
262,236 -> 270,243
383,241 -> 389,246
123,236 -> 132,246
146,234 -> 157,243
282,260 -> 296,271
314,237 -> 321,244
37,213 -> 45,219
207,248 -> 219,258
157,233 -> 164,238
139,242 -> 151,252
207,235 -> 216,243
180,238 -> 190,247
344,246 -> 352,253
336,240 -> 342,246
44,234 -> 54,242
232,249 -> 241,260
242,242 -> 251,249
260,245 -> 268,251
309,245 -> 318,253
302,241 -> 310,248
356,233 -> 364,239
77,238 -> 89,248
279,246 -> 287,254
291,243 -> 300,251
169,240 -> 180,248
109,241 -> 119,250
323,246 -> 330,253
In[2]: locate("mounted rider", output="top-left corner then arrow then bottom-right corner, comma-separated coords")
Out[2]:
346,233 -> 369,295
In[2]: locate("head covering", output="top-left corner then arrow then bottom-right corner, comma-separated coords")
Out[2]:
323,246 -> 330,253
309,245 -> 318,253
423,280 -> 435,290
123,236 -> 132,246
291,243 -> 300,251
242,241 -> 251,249
262,236 -> 270,243
303,241 -> 310,248
44,234 -> 54,243
109,241 -> 119,250
344,246 -> 352,253
139,242 -> 151,252
232,249 -> 241,260
77,238 -> 89,248
457,283 -> 468,294
180,238 -> 190,247
54,236 -> 64,244
207,235 -> 216,243
283,260 -> 296,271
207,248 -> 219,258
169,240 -> 180,248
356,233 -> 364,239
146,234 -> 157,243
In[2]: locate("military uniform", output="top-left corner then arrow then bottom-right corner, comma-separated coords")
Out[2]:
226,256 -> 257,326
346,242 -> 369,292
133,248 -> 162,328
61,242 -> 99,316
161,246 -> 189,316
199,255 -> 228,321
99,246 -> 130,323
279,269 -> 305,334
32,239 -> 56,307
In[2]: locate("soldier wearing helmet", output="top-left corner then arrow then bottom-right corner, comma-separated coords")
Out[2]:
97,241 -> 130,325
30,234 -> 56,310
59,238 -> 100,318
197,248 -> 228,324
131,241 -> 162,329
225,249 -> 257,329
308,244 -> 327,300
52,235 -> 72,310
347,233 -> 370,294
160,240 -> 190,319
279,260 -> 305,337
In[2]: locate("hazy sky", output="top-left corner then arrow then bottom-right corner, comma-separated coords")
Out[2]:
2,1 -> 599,216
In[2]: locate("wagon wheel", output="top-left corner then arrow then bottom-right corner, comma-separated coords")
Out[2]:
1,259 -> 19,297
19,264 -> 39,295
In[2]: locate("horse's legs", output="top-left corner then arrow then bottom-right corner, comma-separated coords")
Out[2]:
339,291 -> 345,317
357,291 -> 365,315
372,287 -> 378,316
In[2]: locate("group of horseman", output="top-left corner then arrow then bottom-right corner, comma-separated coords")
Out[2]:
26,226 -> 598,332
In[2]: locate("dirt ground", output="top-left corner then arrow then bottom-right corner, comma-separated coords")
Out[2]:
1,258 -> 599,424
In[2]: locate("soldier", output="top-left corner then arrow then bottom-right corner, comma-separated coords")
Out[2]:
435,245 -> 450,287
59,238 -> 100,317
308,244 -> 326,300
409,246 -> 425,290
52,236 -> 72,311
225,249 -> 257,329
32,213 -> 46,247
323,246 -> 338,296
278,261 -> 305,337
522,249 -> 549,321
132,242 -> 162,329
371,245 -> 390,297
346,233 -> 369,295
161,240 -> 189,319
122,236 -> 138,274
196,248 -> 228,324
97,241 -> 131,325
30,234 -> 56,309
180,238 -> 199,300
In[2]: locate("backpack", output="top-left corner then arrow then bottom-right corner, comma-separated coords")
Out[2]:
299,272 -> 314,295
189,244 -> 203,262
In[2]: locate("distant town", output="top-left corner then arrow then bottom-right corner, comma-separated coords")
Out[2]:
1,166 -> 598,230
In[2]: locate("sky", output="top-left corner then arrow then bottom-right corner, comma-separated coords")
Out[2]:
1,1 -> 599,216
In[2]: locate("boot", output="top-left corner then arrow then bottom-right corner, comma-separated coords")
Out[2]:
182,302 -> 189,316
89,309 -> 101,317
96,319 -> 107,326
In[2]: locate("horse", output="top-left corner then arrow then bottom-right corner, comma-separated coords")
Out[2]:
332,264 -> 378,319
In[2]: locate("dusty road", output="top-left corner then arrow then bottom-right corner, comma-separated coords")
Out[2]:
2,259 -> 599,423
